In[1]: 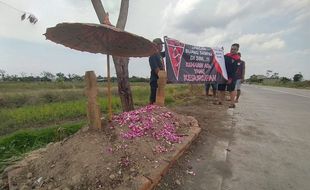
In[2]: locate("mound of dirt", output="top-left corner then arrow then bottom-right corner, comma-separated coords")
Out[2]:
1,105 -> 198,190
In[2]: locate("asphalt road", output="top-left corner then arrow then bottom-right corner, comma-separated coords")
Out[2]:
156,85 -> 310,190
222,85 -> 310,190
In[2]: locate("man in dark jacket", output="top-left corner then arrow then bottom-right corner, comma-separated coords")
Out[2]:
149,38 -> 165,104
217,43 -> 240,108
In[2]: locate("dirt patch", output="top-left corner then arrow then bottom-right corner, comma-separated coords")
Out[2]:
155,95 -> 234,190
1,105 -> 198,190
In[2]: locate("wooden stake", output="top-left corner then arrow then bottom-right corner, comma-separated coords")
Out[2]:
189,84 -> 194,95
85,71 -> 102,130
156,70 -> 167,106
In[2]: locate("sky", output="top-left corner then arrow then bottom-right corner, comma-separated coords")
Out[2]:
0,0 -> 309,79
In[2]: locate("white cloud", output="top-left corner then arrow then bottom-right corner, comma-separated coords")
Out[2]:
292,48 -> 310,55
293,10 -> 310,24
260,38 -> 285,50
0,0 -> 309,79
236,32 -> 288,52
173,0 -> 201,16
215,0 -> 247,17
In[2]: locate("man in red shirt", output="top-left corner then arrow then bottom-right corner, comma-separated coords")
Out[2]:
217,43 -> 240,108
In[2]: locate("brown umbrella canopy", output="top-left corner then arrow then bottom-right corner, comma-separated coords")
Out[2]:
44,23 -> 158,57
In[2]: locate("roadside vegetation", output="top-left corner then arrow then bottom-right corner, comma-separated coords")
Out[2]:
0,122 -> 85,172
246,72 -> 310,89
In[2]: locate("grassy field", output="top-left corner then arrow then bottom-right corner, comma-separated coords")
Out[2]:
0,81 -> 202,172
248,80 -> 310,89
263,80 -> 310,89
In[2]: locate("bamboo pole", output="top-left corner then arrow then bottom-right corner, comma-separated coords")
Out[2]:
107,54 -> 112,121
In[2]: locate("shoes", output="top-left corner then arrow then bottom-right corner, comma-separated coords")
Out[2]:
229,104 -> 236,108
213,101 -> 223,105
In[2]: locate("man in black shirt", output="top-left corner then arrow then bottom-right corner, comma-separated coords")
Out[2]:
149,38 -> 165,104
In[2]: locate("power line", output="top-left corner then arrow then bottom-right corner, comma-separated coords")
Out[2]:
0,0 -> 25,13
0,0 -> 38,24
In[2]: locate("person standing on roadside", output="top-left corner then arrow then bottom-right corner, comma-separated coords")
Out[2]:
235,52 -> 245,103
149,38 -> 165,104
217,43 -> 240,108
205,83 -> 218,99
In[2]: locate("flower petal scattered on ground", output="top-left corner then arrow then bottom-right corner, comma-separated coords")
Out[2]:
112,105 -> 183,153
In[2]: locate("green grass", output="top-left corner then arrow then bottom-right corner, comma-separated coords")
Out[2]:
0,121 -> 85,173
0,97 -> 125,136
249,80 -> 310,90
0,82 -> 191,108
0,83 -> 192,135
0,81 -> 87,93
0,87 -> 120,108
263,81 -> 310,89
131,84 -> 191,106
132,86 -> 149,106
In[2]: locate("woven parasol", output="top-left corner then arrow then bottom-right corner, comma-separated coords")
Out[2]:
44,23 -> 157,57
44,23 -> 158,120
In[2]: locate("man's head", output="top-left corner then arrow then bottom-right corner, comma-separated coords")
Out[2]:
153,38 -> 164,52
230,43 -> 239,54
